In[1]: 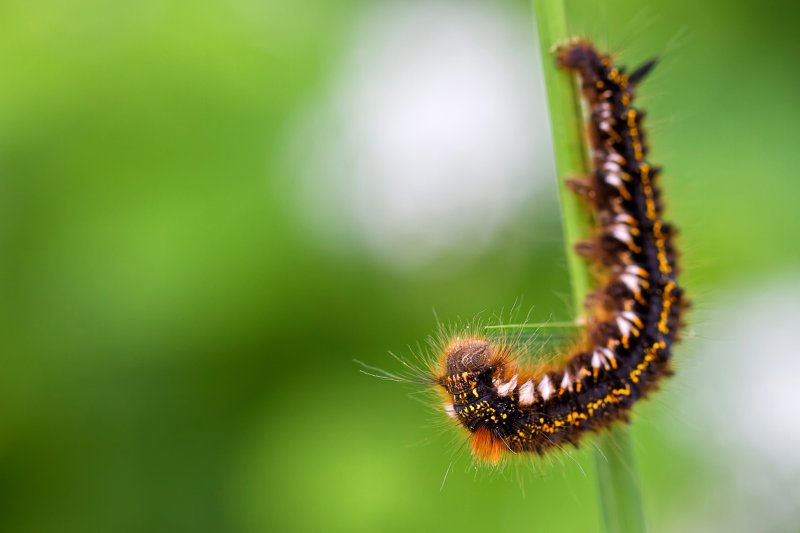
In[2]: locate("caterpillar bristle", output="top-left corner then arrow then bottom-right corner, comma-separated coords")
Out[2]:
628,58 -> 658,85
574,239 -> 599,259
566,176 -> 596,200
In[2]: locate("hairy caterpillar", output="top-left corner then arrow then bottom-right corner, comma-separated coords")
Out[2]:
439,41 -> 685,463
364,40 -> 685,464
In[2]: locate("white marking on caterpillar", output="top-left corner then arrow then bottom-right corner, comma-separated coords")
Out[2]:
615,213 -> 637,225
616,315 -> 640,339
626,264 -> 648,277
560,371 -> 573,391
611,224 -> 635,246
538,375 -> 554,401
518,379 -> 535,405
597,347 -> 616,368
606,173 -> 624,187
591,349 -> 611,371
622,310 -> 644,328
602,346 -> 616,362
496,374 -> 518,397
607,152 -> 626,164
620,272 -> 643,292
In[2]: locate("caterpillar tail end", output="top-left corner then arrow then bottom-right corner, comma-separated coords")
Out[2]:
628,58 -> 658,85
471,427 -> 505,465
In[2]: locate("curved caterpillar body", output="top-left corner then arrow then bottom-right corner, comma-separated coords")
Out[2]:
437,41 -> 685,463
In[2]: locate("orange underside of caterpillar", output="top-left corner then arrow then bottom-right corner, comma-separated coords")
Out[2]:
437,41 -> 686,463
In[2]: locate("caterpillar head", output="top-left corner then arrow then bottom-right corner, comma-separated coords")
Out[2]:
444,337 -> 492,375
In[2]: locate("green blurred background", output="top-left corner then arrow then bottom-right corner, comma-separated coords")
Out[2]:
1,0 -> 798,531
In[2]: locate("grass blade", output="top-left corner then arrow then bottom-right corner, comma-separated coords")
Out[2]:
530,1 -> 647,531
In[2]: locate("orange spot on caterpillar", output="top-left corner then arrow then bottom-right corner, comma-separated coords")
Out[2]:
471,427 -> 505,464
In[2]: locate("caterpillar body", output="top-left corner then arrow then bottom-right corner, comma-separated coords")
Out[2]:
437,41 -> 686,463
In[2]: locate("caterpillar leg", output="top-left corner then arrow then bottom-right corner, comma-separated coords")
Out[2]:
566,176 -> 595,201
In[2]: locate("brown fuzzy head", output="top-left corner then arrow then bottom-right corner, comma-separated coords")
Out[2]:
443,338 -> 492,375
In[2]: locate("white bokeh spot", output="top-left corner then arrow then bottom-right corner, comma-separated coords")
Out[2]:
678,281 -> 800,532
288,0 -> 554,270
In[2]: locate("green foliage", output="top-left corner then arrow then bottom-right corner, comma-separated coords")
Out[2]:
0,1 -> 798,532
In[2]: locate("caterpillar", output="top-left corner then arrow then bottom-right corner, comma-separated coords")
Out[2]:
432,41 -> 686,463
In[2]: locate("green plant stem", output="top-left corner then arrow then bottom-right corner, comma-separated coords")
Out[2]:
531,0 -> 592,315
531,1 -> 647,532
594,427 -> 647,533
485,321 -> 579,331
